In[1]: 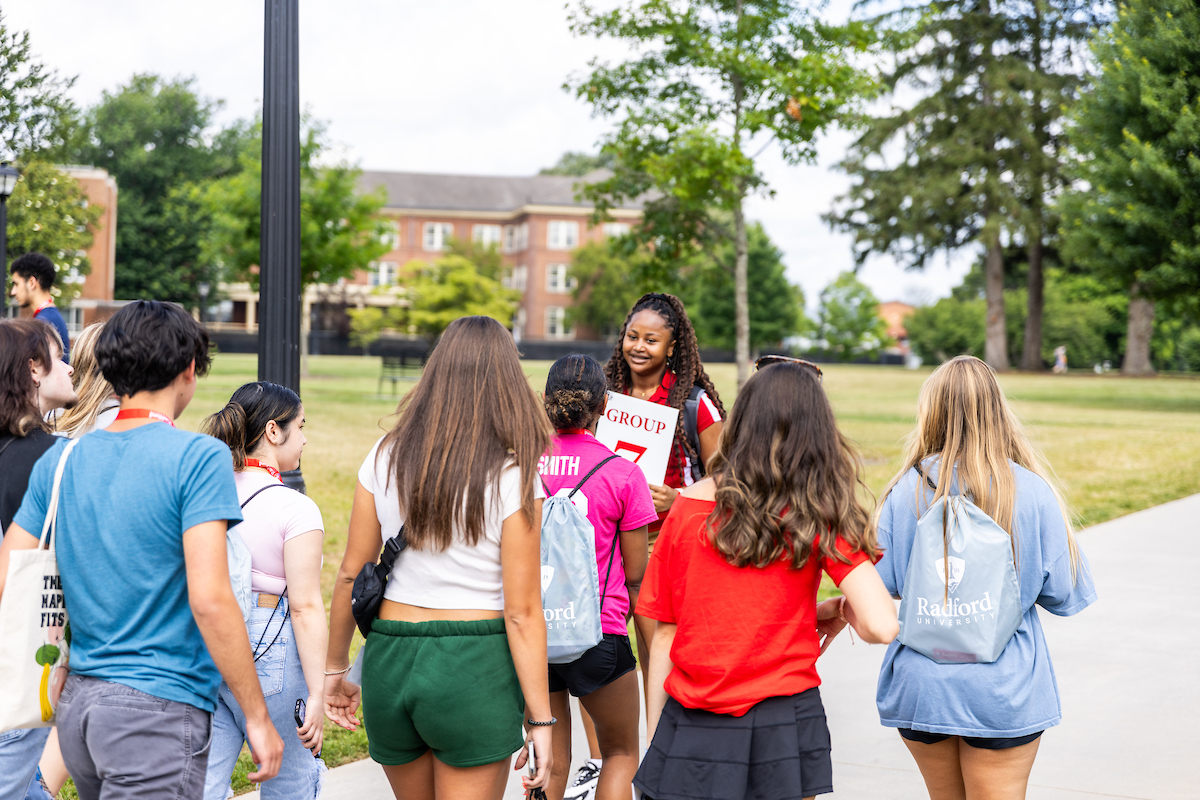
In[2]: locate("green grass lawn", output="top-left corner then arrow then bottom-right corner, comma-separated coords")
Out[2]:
57,355 -> 1200,797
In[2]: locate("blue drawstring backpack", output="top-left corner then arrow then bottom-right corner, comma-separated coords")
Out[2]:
897,465 -> 1023,664
540,455 -> 620,665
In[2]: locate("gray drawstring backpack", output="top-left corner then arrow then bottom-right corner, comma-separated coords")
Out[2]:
897,465 -> 1023,664
540,455 -> 620,664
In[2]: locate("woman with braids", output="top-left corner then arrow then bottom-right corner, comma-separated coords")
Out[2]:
201,382 -> 328,800
605,292 -> 725,527
538,355 -> 657,800
634,361 -> 898,800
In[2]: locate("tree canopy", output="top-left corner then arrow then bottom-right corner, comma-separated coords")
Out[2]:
567,0 -> 876,384
815,271 -> 888,360
1058,0 -> 1200,374
0,12 -> 80,161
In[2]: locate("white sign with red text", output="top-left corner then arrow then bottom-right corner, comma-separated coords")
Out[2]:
594,391 -> 679,486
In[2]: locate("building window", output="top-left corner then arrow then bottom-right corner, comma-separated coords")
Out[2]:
63,306 -> 84,333
504,223 -> 529,253
547,220 -> 579,250
545,306 -> 574,340
422,222 -> 455,251
545,263 -> 576,293
368,260 -> 400,287
473,224 -> 502,247
603,222 -> 631,238
502,264 -> 528,291
381,220 -> 401,250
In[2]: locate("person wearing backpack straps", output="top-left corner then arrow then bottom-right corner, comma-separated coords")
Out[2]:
538,355 -> 658,800
872,356 -> 1097,800
201,382 -> 328,800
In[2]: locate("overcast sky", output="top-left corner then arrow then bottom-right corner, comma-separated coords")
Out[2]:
8,0 -> 972,309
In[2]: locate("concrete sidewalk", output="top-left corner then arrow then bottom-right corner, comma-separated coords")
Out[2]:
310,493 -> 1200,799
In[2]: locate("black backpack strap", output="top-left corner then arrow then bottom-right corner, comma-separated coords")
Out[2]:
240,482 -> 292,508
568,455 -> 620,499
683,385 -> 705,481
913,463 -> 939,492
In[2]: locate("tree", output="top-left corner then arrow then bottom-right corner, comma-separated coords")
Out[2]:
828,0 -> 1106,372
0,13 -> 81,161
568,240 -> 649,337
202,117 -> 390,290
567,0 -> 876,386
5,161 -> 102,305
404,255 -> 520,342
1058,0 -> 1200,375
539,151 -> 614,176
815,272 -> 888,360
80,75 -> 248,303
691,222 -> 805,352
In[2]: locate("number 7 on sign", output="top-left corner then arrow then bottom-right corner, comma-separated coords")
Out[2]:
614,441 -> 648,463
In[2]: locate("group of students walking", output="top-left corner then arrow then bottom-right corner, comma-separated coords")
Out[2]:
0,271 -> 1095,800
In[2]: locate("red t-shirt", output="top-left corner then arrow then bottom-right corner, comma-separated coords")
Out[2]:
636,496 -> 872,716
629,371 -> 721,532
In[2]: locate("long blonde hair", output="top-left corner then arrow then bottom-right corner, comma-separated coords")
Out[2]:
878,356 -> 1080,576
58,323 -> 117,438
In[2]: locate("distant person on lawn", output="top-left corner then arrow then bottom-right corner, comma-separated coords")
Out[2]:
9,253 -> 70,361
0,300 -> 283,800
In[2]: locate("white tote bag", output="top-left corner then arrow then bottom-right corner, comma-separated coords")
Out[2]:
0,438 -> 78,733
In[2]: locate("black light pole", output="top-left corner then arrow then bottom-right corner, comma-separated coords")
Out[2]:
0,162 -> 19,292
259,0 -> 306,493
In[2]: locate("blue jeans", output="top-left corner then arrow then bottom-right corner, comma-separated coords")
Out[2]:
0,727 -> 52,800
203,599 -> 326,800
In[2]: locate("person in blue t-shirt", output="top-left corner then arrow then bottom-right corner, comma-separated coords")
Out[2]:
0,300 -> 284,800
9,253 -> 70,361
872,355 -> 1096,800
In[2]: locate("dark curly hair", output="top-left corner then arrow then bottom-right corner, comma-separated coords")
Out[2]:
544,354 -> 607,430
604,292 -> 724,475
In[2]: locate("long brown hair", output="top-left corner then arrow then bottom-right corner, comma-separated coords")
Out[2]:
379,316 -> 552,550
58,322 -> 116,438
705,362 -> 877,569
605,292 -> 724,472
0,318 -> 59,437
877,355 -> 1080,575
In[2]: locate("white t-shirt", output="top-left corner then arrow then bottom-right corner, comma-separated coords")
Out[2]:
232,471 -> 325,595
358,437 -> 544,611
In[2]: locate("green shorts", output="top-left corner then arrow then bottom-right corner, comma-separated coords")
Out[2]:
361,617 -> 525,768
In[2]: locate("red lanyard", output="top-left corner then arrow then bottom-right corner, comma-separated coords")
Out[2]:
559,428 -> 592,436
114,408 -> 176,427
245,458 -> 282,481
33,300 -> 54,317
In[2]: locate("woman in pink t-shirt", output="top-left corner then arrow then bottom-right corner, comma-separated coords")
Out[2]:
539,355 -> 658,800
202,382 -> 327,800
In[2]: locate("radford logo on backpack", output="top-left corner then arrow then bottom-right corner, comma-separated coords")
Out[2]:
897,463 -> 1023,664
540,455 -> 620,665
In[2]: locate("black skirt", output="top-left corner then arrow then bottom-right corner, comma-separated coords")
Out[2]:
635,689 -> 834,800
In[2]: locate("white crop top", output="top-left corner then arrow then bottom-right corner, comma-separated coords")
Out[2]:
358,437 -> 544,610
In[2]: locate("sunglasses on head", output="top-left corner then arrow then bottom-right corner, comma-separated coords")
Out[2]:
753,355 -> 823,382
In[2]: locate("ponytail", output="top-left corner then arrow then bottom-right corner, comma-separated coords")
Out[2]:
203,402 -> 250,470
202,381 -> 302,471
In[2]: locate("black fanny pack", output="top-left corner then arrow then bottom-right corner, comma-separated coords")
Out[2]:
351,525 -> 407,638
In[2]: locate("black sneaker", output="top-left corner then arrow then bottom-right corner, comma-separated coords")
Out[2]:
563,760 -> 602,800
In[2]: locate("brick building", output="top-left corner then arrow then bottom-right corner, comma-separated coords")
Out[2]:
213,169 -> 642,345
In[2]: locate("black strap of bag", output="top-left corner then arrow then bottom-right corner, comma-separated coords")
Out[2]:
682,385 -> 705,482
913,463 -> 939,492
238,481 -> 295,660
240,482 -> 291,508
351,525 -> 408,638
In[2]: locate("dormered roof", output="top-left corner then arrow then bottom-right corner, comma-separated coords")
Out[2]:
357,169 -> 642,212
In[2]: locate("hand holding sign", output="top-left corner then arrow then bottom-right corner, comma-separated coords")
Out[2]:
594,392 -> 679,485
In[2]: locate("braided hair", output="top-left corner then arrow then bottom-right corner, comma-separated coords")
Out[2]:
605,292 -> 725,476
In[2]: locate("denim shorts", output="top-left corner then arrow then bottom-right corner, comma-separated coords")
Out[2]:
204,597 -> 326,800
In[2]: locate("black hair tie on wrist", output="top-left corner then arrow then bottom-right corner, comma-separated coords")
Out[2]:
526,717 -> 557,727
